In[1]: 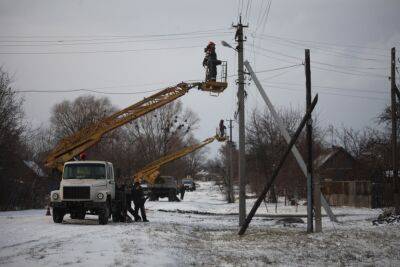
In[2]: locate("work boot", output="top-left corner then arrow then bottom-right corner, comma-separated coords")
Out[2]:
142,218 -> 149,222
134,215 -> 141,222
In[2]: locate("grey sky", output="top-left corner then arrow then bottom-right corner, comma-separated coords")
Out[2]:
0,0 -> 399,157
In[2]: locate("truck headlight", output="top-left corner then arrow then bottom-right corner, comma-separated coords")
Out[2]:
52,193 -> 59,200
97,193 -> 104,199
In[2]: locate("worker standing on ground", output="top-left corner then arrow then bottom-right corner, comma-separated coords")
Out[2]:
179,183 -> 185,200
219,119 -> 226,137
132,182 -> 148,222
120,185 -> 136,223
203,41 -> 222,81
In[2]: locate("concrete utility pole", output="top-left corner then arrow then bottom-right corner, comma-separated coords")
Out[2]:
227,119 -> 235,203
233,16 -> 248,226
391,47 -> 399,213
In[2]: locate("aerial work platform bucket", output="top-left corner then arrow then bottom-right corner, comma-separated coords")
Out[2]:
200,61 -> 228,95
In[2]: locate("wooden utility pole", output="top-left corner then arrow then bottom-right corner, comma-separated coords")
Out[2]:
305,49 -> 315,232
233,16 -> 248,226
391,47 -> 399,213
305,49 -> 321,232
227,119 -> 235,203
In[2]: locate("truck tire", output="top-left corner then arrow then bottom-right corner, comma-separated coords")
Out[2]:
53,207 -> 65,223
98,201 -> 110,225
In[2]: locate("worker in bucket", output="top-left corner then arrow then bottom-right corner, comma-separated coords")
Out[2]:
131,181 -> 148,222
203,41 -> 222,81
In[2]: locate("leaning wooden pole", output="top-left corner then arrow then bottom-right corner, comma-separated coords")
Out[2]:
238,94 -> 318,235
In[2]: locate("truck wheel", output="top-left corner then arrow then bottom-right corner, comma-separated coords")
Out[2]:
52,207 -> 65,223
99,202 -> 110,225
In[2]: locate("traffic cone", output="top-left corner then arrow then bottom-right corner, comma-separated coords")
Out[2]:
46,206 -> 51,216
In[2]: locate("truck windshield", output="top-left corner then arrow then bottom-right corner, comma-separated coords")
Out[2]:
63,164 -> 106,179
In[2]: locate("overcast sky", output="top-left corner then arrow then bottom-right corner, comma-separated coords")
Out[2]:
0,0 -> 399,157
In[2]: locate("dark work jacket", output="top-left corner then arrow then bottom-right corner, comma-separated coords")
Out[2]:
207,51 -> 221,68
131,185 -> 145,204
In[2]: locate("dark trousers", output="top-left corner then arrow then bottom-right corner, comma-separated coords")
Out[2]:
134,200 -> 146,220
206,65 -> 217,81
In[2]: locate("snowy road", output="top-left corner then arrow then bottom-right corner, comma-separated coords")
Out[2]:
1,182 -> 400,266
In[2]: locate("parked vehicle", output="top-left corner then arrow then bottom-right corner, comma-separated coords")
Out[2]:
182,178 -> 196,191
148,176 -> 180,202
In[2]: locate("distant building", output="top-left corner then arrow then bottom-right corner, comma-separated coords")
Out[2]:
315,146 -> 366,181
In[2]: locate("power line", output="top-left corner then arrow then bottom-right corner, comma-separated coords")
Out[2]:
15,87 -> 162,95
248,48 -> 300,64
0,45 -> 202,55
247,44 -> 388,79
0,28 -> 231,41
263,84 -> 387,102
257,33 -> 391,51
255,34 -> 388,59
312,66 -> 388,79
260,81 -> 389,95
260,0 -> 272,34
0,33 -> 232,47
254,63 -> 303,73
251,37 -> 387,62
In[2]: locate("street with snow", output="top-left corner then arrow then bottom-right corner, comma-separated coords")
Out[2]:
1,181 -> 400,266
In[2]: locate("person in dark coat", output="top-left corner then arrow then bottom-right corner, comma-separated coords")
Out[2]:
203,42 -> 222,81
117,184 -> 136,222
131,181 -> 148,222
219,119 -> 226,137
179,183 -> 185,200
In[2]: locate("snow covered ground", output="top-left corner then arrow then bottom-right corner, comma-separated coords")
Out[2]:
1,181 -> 400,266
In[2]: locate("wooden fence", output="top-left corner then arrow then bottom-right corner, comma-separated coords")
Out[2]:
321,179 -> 394,208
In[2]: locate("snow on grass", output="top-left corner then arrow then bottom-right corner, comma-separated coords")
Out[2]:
0,181 -> 399,266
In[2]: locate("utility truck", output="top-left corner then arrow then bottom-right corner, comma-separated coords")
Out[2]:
46,68 -> 228,224
50,161 -> 120,224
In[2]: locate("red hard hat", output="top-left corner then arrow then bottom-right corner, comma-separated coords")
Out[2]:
208,41 -> 215,46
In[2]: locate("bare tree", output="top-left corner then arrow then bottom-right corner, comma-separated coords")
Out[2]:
124,101 -> 200,176
50,95 -> 116,141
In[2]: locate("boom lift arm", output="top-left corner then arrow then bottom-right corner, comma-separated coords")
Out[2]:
133,135 -> 225,185
45,80 -> 227,172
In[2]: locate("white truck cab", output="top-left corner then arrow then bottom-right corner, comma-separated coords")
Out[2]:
50,161 -> 119,224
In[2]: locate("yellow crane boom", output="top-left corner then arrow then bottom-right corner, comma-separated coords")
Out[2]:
133,135 -> 225,185
45,80 -> 227,171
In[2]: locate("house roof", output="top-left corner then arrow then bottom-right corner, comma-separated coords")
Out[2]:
314,146 -> 354,169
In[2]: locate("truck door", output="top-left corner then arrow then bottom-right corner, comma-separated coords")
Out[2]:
107,163 -> 116,199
